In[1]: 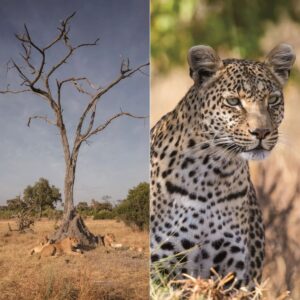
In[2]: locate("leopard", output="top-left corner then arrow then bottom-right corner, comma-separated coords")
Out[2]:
150,44 -> 295,289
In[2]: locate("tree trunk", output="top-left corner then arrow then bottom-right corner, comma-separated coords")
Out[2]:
51,211 -> 98,249
63,162 -> 75,216
51,150 -> 98,248
39,203 -> 42,219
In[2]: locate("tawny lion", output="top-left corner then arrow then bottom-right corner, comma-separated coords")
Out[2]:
30,236 -> 51,255
39,236 -> 82,258
129,246 -> 144,253
102,233 -> 123,249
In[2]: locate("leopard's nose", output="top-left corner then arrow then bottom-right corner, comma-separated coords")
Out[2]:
248,128 -> 271,140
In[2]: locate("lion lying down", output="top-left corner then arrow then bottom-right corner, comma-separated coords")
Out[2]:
30,236 -> 51,255
102,233 -> 123,249
100,233 -> 144,253
39,237 -> 82,258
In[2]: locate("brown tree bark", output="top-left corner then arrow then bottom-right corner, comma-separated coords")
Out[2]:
51,147 -> 98,247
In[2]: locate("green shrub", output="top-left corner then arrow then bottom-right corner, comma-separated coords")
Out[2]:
42,208 -> 63,220
77,208 -> 93,218
0,209 -> 15,219
93,210 -> 115,220
115,182 -> 149,230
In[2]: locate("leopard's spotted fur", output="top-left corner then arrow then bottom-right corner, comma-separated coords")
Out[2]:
150,44 -> 295,289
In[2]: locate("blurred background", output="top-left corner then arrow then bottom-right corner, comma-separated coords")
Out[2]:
151,0 -> 300,298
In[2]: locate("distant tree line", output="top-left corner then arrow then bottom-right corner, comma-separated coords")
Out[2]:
0,180 -> 149,231
76,182 -> 149,230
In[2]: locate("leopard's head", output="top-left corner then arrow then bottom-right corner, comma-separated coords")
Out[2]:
188,44 -> 295,160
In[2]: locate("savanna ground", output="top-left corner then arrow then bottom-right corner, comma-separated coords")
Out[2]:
0,218 -> 149,300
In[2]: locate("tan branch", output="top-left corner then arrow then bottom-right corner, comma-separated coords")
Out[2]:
15,25 -> 46,85
0,84 -> 30,94
74,38 -> 100,50
82,110 -> 147,142
47,48 -> 74,80
46,38 -> 99,81
56,77 -> 97,106
81,104 -> 97,137
11,59 -> 30,84
43,12 -> 76,51
94,62 -> 149,98
75,61 -> 149,136
23,24 -> 43,55
120,58 -> 130,74
20,42 -> 36,74
27,115 -> 56,127
60,77 -> 100,90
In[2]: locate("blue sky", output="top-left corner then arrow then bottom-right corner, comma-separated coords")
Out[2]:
0,0 -> 149,205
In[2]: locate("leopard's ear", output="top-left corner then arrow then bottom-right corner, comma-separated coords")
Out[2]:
188,45 -> 223,84
265,43 -> 296,86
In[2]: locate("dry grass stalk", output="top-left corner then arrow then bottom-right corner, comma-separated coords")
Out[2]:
166,272 -> 290,300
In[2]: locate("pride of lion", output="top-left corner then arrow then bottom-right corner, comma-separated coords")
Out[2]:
30,233 -> 143,257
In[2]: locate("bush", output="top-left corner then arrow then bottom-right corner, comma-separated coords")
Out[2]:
0,209 -> 15,219
77,208 -> 93,218
42,208 -> 63,220
115,182 -> 149,230
93,210 -> 115,220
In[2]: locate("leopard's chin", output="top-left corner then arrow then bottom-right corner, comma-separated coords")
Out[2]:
239,149 -> 271,161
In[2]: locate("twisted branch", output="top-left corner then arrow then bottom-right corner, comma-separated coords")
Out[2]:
1,12 -> 149,170
27,115 -> 56,127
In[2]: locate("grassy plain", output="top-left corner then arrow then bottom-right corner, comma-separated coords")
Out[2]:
0,218 -> 149,300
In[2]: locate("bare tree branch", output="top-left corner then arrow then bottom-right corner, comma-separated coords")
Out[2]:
74,38 -> 100,50
75,61 -> 149,138
20,42 -> 36,74
121,57 -> 131,74
82,110 -> 147,142
0,84 -> 30,94
46,34 -> 99,81
82,104 -> 97,138
72,80 -> 94,96
59,77 -> 100,90
27,115 -> 56,127
16,24 -> 46,85
11,59 -> 30,84
43,12 -> 76,51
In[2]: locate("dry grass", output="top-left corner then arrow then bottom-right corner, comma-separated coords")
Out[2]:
151,272 -> 290,300
0,218 -> 149,300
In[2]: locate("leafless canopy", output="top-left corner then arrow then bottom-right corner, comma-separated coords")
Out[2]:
0,12 -> 149,230
1,11 -> 149,163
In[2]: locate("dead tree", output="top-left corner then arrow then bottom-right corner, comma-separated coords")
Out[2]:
0,12 -> 149,247
8,207 -> 35,233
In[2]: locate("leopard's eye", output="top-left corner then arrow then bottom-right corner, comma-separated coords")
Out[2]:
268,95 -> 280,106
225,97 -> 240,106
